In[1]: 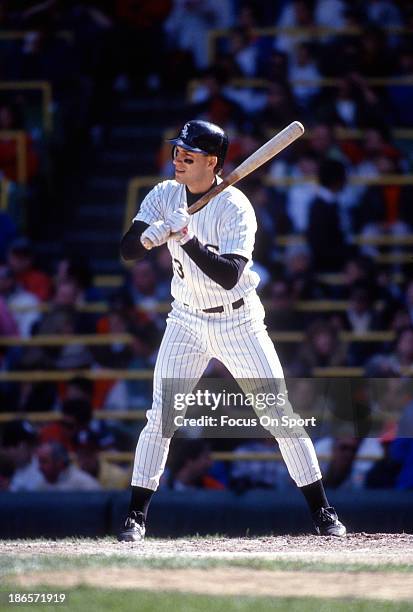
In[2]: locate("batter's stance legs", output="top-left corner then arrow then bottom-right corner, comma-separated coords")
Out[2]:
118,301 -> 346,541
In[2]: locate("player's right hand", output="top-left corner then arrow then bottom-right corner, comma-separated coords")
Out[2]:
140,220 -> 171,248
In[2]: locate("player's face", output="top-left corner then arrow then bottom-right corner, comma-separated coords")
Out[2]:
173,146 -> 217,192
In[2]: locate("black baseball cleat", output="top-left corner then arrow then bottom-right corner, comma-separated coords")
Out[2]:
118,511 -> 146,542
313,506 -> 346,537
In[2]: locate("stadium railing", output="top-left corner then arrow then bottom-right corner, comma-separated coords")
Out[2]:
5,295 -> 405,316
0,329 -> 397,347
206,25 -> 413,64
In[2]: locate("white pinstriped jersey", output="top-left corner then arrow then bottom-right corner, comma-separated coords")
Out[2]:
133,179 -> 260,309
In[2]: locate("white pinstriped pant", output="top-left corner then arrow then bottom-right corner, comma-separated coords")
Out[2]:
131,291 -> 322,490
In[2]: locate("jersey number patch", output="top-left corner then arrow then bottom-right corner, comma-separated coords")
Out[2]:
173,258 -> 185,279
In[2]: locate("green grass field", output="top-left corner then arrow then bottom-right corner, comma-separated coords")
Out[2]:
1,588 -> 413,612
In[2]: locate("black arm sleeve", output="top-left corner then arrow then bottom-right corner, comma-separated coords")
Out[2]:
181,237 -> 247,290
120,221 -> 149,261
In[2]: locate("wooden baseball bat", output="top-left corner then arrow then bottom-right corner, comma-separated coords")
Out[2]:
142,121 -> 304,250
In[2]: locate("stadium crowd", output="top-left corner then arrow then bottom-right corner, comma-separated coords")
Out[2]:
1,0 -> 413,493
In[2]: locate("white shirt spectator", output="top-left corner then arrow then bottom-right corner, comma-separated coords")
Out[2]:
10,457 -> 45,491
288,54 -> 321,107
315,437 -> 383,489
315,0 -> 346,28
164,0 -> 233,69
7,287 -> 41,337
35,464 -> 101,491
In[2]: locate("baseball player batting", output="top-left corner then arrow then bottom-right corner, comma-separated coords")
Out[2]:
118,120 -> 346,541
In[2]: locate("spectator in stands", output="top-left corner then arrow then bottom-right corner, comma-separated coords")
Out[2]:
282,152 -> 319,234
317,73 -> 387,130
265,278 -> 305,332
284,244 -> 326,300
389,306 -> 411,335
314,0 -> 347,29
348,126 -> 403,176
164,0 -> 233,71
75,429 -> 129,490
103,320 -> 159,410
274,0 -> 316,59
388,326 -> 413,371
355,157 -> 412,260
92,308 -> 134,370
1,419 -> 44,491
359,25 -> 397,77
0,264 -> 40,337
365,427 -> 401,488
259,48 -> 289,83
390,437 -> 413,489
40,398 -> 94,452
113,0 -> 171,93
288,41 -> 321,113
366,326 -> 413,375
0,451 -> 15,491
341,283 -> 382,334
335,282 -> 384,365
307,158 -> 350,272
229,438 -> 288,492
261,277 -> 306,366
290,319 -> 348,375
241,179 -> 280,270
334,255 -> 377,300
228,26 -> 259,77
55,255 -> 103,304
40,394 -> 115,451
306,123 -> 348,165
366,0 -> 402,29
188,65 -> 245,133
0,101 -> 39,183
18,279 -> 93,371
387,388 -> 413,489
388,41 -> 413,127
316,433 -> 383,489
7,238 -> 52,301
35,441 -> 101,491
53,376 -> 95,412
125,259 -> 170,316
260,82 -> 298,133
0,295 -> 18,337
403,279 -> 413,327
165,439 -> 225,491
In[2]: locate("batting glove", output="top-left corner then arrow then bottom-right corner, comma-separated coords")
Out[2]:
140,220 -> 171,248
166,207 -> 193,245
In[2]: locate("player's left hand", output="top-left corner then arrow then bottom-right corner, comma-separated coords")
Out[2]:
166,208 -> 193,244
140,220 -> 171,248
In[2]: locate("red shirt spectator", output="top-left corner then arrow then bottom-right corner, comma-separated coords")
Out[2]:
7,238 -> 53,301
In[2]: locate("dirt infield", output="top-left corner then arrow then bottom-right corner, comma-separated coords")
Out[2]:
3,534 -> 413,601
2,533 -> 413,565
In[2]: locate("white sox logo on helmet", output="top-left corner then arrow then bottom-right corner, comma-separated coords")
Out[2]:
181,123 -> 190,139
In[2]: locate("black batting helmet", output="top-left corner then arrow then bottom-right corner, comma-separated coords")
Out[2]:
168,120 -> 228,173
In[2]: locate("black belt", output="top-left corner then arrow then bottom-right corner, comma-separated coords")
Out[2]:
202,298 -> 244,314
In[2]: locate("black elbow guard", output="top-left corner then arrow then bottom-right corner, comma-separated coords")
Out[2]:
120,221 -> 149,261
